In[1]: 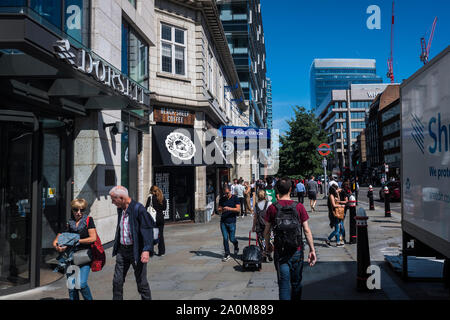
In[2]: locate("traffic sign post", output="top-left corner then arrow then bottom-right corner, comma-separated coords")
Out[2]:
317,143 -> 331,197
322,157 -> 328,197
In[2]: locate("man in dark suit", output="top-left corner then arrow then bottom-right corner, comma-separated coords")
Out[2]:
109,186 -> 154,300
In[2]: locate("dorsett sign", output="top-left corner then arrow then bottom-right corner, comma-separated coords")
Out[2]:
53,39 -> 147,104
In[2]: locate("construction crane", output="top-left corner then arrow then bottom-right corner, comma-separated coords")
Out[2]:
386,1 -> 395,83
420,17 -> 438,64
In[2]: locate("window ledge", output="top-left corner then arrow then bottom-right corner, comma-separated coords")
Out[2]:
157,72 -> 191,83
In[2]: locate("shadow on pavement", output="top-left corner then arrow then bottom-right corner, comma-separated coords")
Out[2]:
301,261 -> 386,300
190,251 -> 223,259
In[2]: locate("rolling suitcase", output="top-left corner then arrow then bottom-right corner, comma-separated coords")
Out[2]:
242,231 -> 262,271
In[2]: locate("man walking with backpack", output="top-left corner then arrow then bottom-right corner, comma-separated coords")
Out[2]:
264,177 -> 317,300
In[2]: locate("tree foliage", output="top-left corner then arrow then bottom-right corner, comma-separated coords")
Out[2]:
278,106 -> 329,178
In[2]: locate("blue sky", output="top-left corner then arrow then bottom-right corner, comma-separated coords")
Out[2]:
261,0 -> 450,134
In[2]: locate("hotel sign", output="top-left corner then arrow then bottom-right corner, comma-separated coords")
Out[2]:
153,107 -> 195,125
53,39 -> 148,105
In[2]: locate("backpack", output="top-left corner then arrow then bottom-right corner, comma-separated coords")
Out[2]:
273,202 -> 303,254
255,201 -> 269,233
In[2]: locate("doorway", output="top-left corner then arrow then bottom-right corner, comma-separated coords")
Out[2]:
0,121 -> 33,290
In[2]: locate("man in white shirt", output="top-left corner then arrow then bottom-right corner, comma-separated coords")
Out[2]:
235,180 -> 246,217
230,179 -> 238,196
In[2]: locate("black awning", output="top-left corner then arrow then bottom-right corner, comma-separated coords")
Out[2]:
152,125 -> 206,167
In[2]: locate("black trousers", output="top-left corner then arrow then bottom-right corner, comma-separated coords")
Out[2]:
113,245 -> 151,300
297,192 -> 305,204
157,225 -> 165,255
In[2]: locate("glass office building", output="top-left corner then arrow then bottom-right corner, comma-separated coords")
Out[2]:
315,83 -> 390,172
217,0 -> 267,128
310,59 -> 382,111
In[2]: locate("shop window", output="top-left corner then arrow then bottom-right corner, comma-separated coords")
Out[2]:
161,23 -> 186,76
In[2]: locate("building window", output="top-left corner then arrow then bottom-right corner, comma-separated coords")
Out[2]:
161,23 -> 186,76
351,121 -> 365,129
128,0 -> 136,8
207,49 -> 215,95
1,0 -> 91,46
382,104 -> 400,122
122,20 -> 149,88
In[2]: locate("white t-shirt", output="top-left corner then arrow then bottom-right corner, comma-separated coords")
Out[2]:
257,200 -> 268,211
235,184 -> 245,198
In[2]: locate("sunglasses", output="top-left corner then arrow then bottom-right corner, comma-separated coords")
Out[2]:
72,208 -> 86,213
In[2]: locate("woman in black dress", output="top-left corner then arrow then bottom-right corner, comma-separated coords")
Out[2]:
146,186 -> 167,256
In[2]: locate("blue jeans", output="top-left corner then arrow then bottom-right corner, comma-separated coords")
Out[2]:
274,250 -> 304,300
340,220 -> 345,240
68,264 -> 93,300
328,221 -> 343,243
220,222 -> 238,255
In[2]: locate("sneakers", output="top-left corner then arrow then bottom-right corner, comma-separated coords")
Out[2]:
267,254 -> 273,262
234,246 -> 239,256
222,254 -> 231,262
336,242 -> 345,247
325,239 -> 332,247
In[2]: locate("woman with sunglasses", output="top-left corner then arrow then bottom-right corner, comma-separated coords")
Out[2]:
52,198 -> 97,300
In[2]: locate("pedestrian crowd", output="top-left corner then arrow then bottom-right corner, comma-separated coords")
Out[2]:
53,185 -> 165,300
218,176 -> 317,300
52,174 -> 359,301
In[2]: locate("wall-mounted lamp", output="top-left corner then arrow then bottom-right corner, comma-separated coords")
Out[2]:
103,121 -> 124,135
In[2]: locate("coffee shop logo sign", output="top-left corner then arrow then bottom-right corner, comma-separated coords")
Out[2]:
53,39 -> 145,104
165,132 -> 196,161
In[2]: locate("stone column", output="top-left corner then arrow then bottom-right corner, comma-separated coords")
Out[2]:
73,110 -> 121,244
194,111 -> 207,222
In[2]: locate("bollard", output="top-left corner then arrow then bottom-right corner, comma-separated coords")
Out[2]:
356,207 -> 371,291
384,186 -> 391,217
348,194 -> 357,244
368,185 -> 375,210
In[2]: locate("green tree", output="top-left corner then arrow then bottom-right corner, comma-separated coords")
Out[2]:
278,106 -> 329,178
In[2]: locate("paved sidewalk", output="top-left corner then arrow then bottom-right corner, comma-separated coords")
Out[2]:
1,196 -> 448,300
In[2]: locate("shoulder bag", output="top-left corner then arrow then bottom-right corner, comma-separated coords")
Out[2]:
333,206 -> 345,220
143,198 -> 159,243
73,217 -> 106,271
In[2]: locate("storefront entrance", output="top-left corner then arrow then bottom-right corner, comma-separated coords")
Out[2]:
0,114 -> 71,295
154,168 -> 195,222
0,120 -> 33,291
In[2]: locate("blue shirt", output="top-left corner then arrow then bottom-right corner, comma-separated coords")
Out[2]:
296,182 -> 306,193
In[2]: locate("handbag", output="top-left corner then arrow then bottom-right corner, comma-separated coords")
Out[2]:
333,206 -> 345,220
73,248 -> 92,266
86,216 -> 106,272
145,196 -> 160,242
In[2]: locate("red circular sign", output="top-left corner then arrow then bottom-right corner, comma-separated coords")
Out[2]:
317,143 -> 331,156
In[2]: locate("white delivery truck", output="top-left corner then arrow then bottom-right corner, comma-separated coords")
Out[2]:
401,45 -> 450,285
